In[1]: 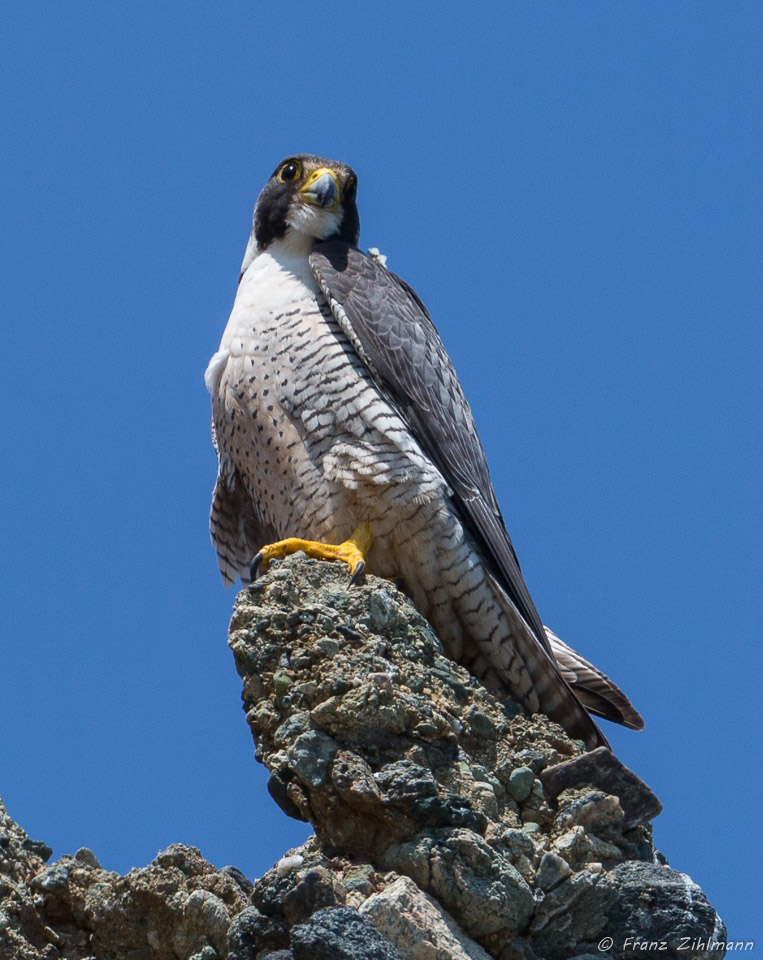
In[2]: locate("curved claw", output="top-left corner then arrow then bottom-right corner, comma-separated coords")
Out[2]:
250,552 -> 265,580
348,560 -> 365,588
252,525 -> 373,587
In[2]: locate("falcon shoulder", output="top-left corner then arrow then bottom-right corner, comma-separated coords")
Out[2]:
309,240 -> 551,656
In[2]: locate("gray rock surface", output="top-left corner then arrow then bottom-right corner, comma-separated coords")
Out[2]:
0,815 -> 250,960
381,828 -> 534,939
360,875 -> 493,960
541,747 -> 663,829
0,557 -> 726,959
291,906 -> 405,960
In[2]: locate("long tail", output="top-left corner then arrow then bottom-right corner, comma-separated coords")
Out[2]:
545,627 -> 645,730
482,573 -> 611,749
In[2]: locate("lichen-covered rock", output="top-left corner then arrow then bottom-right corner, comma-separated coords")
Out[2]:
529,861 -> 725,960
229,559 -> 584,863
0,557 -> 726,960
541,747 -> 663,829
0,798 -> 58,960
290,905 -> 405,959
381,827 -> 533,941
360,874 -> 493,960
228,558 -> 726,958
228,905 -> 282,958
0,821 -> 252,960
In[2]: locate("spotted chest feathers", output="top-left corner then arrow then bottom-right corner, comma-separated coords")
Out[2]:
206,240 -> 446,543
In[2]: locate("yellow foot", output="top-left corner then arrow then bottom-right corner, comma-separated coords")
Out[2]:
252,523 -> 374,584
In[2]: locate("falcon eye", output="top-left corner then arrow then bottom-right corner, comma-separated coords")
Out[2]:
278,161 -> 301,183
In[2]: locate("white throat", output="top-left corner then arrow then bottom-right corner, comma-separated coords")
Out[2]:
205,233 -> 321,394
249,233 -> 319,285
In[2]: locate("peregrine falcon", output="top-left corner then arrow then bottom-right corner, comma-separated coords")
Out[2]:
206,154 -> 643,749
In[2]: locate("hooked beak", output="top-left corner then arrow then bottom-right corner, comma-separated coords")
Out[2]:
299,169 -> 339,208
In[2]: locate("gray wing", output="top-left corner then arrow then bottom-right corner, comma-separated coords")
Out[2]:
309,241 -> 552,657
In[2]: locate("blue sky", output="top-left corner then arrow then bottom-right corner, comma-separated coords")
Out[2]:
2,0 -> 760,943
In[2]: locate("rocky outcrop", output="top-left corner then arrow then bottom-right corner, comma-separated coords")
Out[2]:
0,802 -> 252,960
1,558 -> 725,959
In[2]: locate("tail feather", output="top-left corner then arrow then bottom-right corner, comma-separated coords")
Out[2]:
545,627 -> 645,731
484,573 -> 611,750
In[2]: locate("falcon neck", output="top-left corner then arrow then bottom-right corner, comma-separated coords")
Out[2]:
247,233 -> 319,287
240,234 -> 321,297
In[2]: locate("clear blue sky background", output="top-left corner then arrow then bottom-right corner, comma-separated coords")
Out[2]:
2,1 -> 760,944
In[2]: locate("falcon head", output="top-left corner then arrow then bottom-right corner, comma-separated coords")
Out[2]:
252,154 -> 360,253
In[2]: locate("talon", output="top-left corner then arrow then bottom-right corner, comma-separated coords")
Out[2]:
252,523 -> 374,582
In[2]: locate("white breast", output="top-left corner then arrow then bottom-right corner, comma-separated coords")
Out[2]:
205,235 -> 320,394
